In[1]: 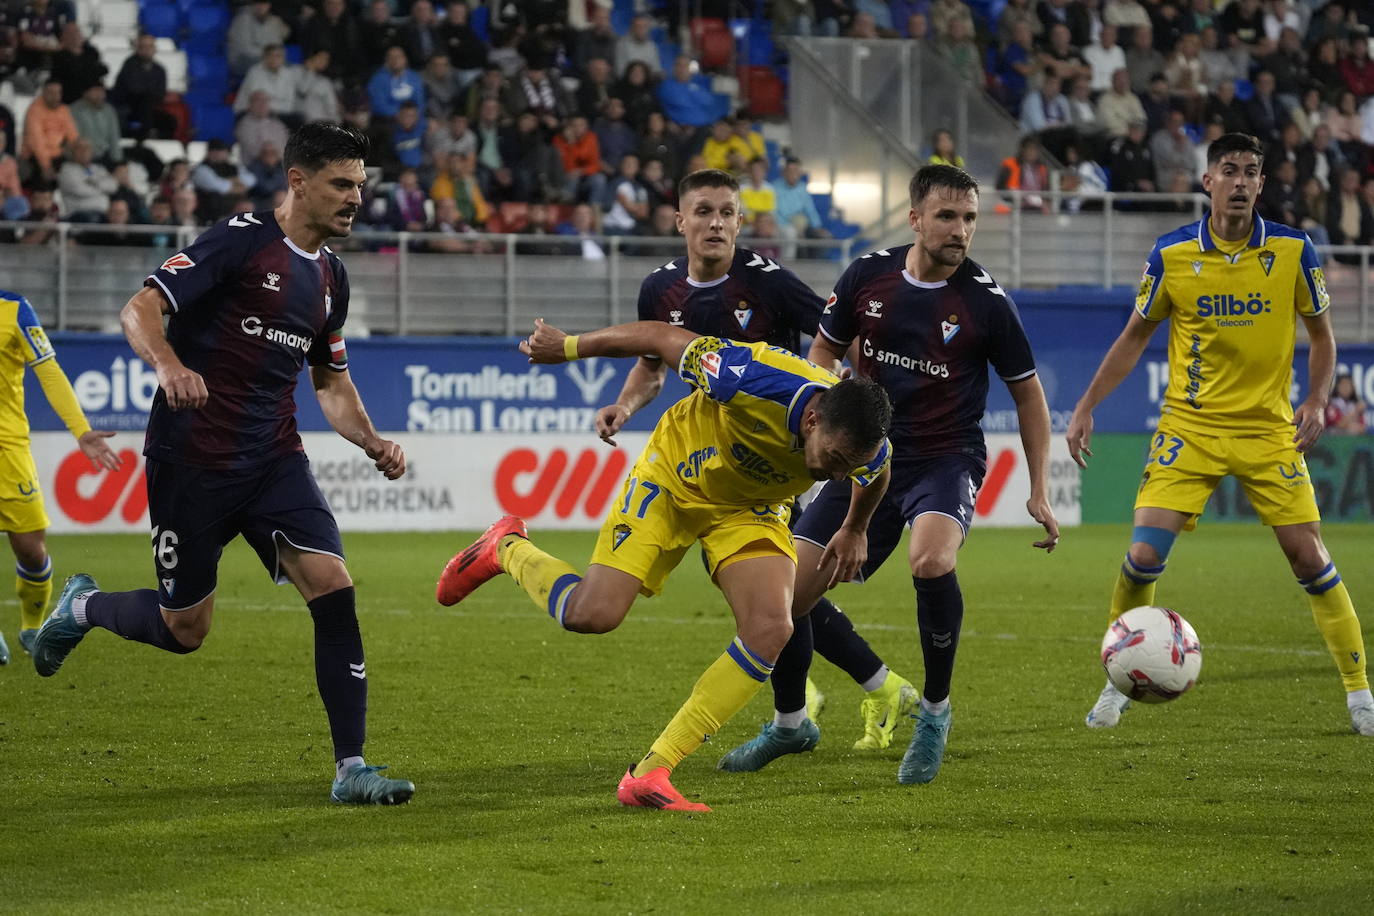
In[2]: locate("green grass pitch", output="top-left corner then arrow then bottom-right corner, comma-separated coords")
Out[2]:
3,524 -> 1372,914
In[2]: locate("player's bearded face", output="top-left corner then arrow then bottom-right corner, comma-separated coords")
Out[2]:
677,187 -> 742,262
303,160 -> 365,238
915,188 -> 978,268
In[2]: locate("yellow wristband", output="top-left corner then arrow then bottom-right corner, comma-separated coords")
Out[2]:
563,335 -> 580,360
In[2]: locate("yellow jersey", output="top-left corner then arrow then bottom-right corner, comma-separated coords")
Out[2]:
1134,214 -> 1328,436
637,336 -> 891,508
0,290 -> 57,450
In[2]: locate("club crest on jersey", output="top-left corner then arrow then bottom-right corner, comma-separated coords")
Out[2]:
865,299 -> 884,318
262,272 -> 281,292
159,252 -> 195,274
941,314 -> 960,344
324,290 -> 333,316
612,524 -> 632,550
1191,260 -> 1203,276
161,578 -> 175,596
1258,249 -> 1276,276
734,302 -> 752,329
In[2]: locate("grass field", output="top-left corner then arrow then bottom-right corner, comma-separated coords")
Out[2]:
3,523 -> 1372,914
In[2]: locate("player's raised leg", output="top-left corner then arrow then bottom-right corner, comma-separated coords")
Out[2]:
899,512 -> 964,785
623,548 -> 794,811
1274,522 -> 1373,736
1086,508 -> 1189,728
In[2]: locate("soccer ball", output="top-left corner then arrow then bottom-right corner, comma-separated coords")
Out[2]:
1100,606 -> 1203,703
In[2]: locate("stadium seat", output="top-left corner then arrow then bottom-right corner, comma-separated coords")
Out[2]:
498,202 -> 530,233
187,54 -> 229,93
184,1 -> 231,43
690,18 -> 733,71
284,44 -> 303,64
190,104 -> 235,144
611,0 -> 634,34
160,50 -> 188,94
470,3 -> 489,42
741,66 -> 784,118
99,1 -> 139,36
1234,78 -> 1254,101
140,2 -> 182,39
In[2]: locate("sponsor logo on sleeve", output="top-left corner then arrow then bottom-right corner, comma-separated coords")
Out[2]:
159,252 -> 195,275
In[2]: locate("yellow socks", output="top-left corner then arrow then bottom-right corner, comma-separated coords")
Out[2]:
1110,555 -> 1162,620
16,557 -> 53,631
632,637 -> 774,777
498,536 -> 582,627
1300,565 -> 1369,693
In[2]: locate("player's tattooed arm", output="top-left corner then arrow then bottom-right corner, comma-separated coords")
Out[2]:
120,286 -> 208,410
311,366 -> 406,480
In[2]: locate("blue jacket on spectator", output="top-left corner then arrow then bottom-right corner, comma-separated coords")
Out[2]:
367,66 -> 427,122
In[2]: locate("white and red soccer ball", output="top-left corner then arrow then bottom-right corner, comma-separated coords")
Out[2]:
1100,606 -> 1203,703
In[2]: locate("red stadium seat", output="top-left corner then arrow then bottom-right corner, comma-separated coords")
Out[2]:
690,18 -> 733,71
741,66 -> 785,118
498,202 -> 530,233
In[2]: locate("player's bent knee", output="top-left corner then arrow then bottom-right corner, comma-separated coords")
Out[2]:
909,551 -> 956,580
1126,542 -> 1163,569
559,590 -> 630,634
738,613 -> 792,661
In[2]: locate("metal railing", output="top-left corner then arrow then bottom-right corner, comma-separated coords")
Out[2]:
3,213 -> 1370,341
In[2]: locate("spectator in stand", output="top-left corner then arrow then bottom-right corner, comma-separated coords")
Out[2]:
190,139 -> 256,223
812,1 -> 856,38
1039,0 -> 1093,47
999,0 -> 1043,47
1241,70 -> 1288,145
554,115 -> 605,204
57,137 -> 117,221
594,97 -> 638,176
18,181 -> 61,245
996,135 -> 1051,212
748,211 -> 784,261
502,109 -> 564,203
603,153 -> 648,235
572,6 -> 617,79
505,62 -> 573,130
1165,32 -> 1207,121
514,201 -> 559,255
1084,23 -> 1127,92
1107,119 -> 1155,194
617,14 -> 662,77
1261,27 -> 1306,110
929,0 -> 974,40
1125,26 -> 1165,93
1060,142 -> 1109,211
639,156 -> 674,211
0,129 -> 29,220
1307,37 -> 1345,92
1305,2 -> 1352,47
228,1 -> 290,78
386,167 -> 428,232
463,65 -> 508,122
1020,72 -> 1071,134
1265,122 -> 1303,177
739,157 -> 777,226
21,79 -> 79,181
1203,79 -> 1250,134
1340,35 -> 1374,99
732,118 -> 767,162
1299,176 -> 1330,250
367,46 -> 426,125
109,160 -> 149,220
1102,0 -> 1150,31
629,201 -> 680,257
1193,118 -> 1225,183
1298,125 -> 1345,192
1149,109 -> 1197,192
940,17 -> 983,85
169,185 -> 200,229
555,201 -> 605,260
82,198 -> 149,247
701,120 -> 749,173
359,0 -> 404,74
996,21 -> 1036,112
1324,89 -> 1365,161
472,96 -> 506,177
1363,95 -> 1374,150
69,84 -> 122,166
1039,23 -> 1089,85
429,111 -> 477,162
440,1 -> 489,91
485,25 -> 528,79
298,50 -> 342,125
399,0 -> 442,72
0,105 -> 15,159
430,151 -> 490,229
158,158 -> 190,200
658,55 -> 727,129
235,91 -> 289,165
1262,0 -> 1303,42
1066,75 -> 1101,139
929,129 -> 966,167
386,100 -> 426,179
236,45 -> 303,123
1326,375 -> 1368,436
576,58 -> 614,121
15,0 -> 69,73
111,33 -> 170,140
50,22 -> 104,104
1098,67 -> 1148,138
1219,0 -> 1266,50
423,55 -> 465,122
143,195 -> 176,247
424,195 -> 479,254
300,0 -> 363,87
617,60 -> 659,131
246,142 -> 286,209
904,12 -> 931,41
1258,157 -> 1302,225
1197,26 -> 1241,88
1326,166 -> 1374,251
1291,88 -> 1325,142
847,12 -> 880,39
1139,73 -> 1173,137
638,111 -> 680,181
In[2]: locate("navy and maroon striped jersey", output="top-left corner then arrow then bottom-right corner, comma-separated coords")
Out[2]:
143,210 -> 349,470
818,246 -> 1036,463
636,247 -> 824,355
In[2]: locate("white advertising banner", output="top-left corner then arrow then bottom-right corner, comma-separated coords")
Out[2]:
32,431 -> 1077,534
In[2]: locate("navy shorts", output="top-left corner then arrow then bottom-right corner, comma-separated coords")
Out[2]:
145,451 -> 344,609
792,453 -> 985,582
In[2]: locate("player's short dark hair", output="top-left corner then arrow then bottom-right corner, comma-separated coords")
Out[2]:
814,377 -> 892,451
1207,132 -> 1264,167
677,168 -> 739,202
283,122 -> 371,173
910,164 -> 979,207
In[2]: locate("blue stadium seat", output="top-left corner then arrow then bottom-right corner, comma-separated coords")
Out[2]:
470,4 -> 489,42
764,138 -> 781,181
284,43 -> 303,64
611,0 -> 635,34
141,2 -> 182,39
184,1 -> 230,40
1234,78 -> 1254,101
191,103 -> 236,143
187,54 -> 229,93
745,19 -> 774,66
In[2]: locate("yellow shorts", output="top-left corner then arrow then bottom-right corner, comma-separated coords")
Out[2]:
0,446 -> 50,533
589,472 -> 795,597
1134,422 -> 1319,528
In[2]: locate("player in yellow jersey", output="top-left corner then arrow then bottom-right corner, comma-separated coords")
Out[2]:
1066,133 -> 1372,736
436,318 -> 893,811
0,289 -> 120,664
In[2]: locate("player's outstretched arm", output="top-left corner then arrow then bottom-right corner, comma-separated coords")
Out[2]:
821,467 -> 890,587
120,286 -> 207,410
1008,374 -> 1059,552
31,357 -> 122,470
311,366 -> 406,480
1066,311 -> 1159,469
1294,310 -> 1336,453
520,318 -> 698,369
596,357 -> 668,447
